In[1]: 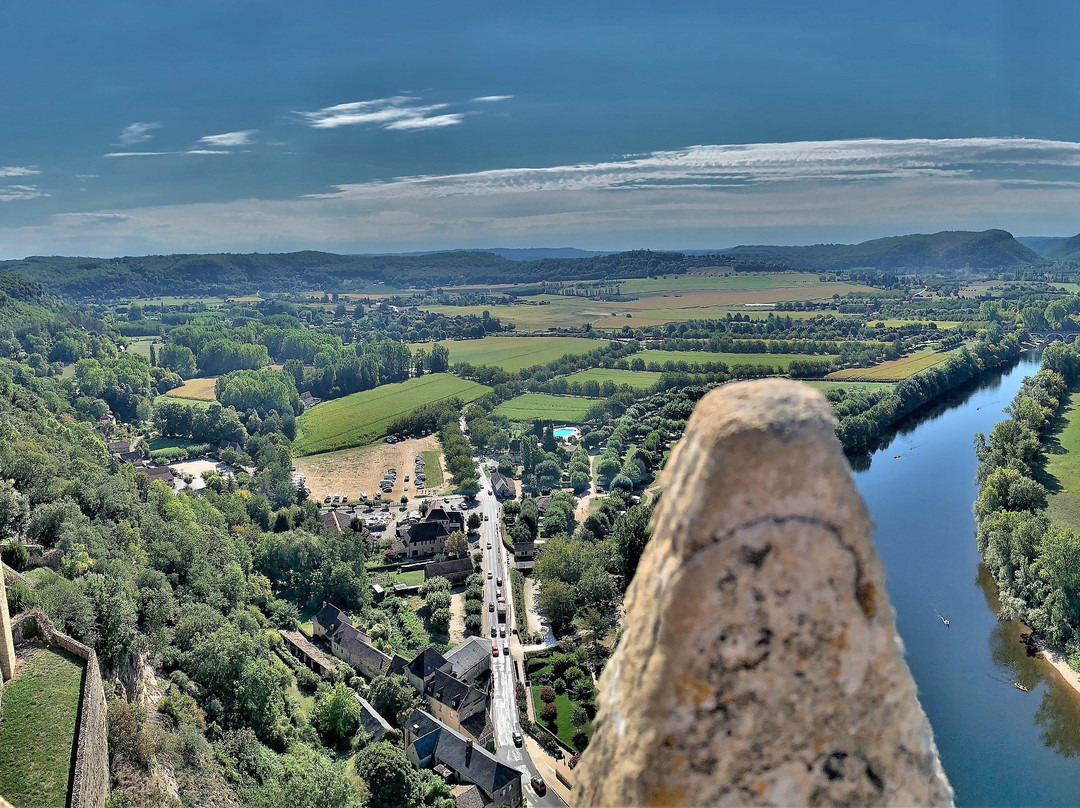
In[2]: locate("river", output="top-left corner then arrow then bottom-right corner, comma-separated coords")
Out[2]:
855,352 -> 1080,806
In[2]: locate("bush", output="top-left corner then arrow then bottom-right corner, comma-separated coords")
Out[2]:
540,702 -> 559,724
177,724 -> 210,766
553,677 -> 566,694
573,730 -> 590,751
571,704 -> 589,727
539,687 -> 556,704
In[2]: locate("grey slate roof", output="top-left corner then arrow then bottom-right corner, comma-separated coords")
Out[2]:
424,557 -> 473,581
451,785 -> 485,808
332,622 -> 392,674
444,637 -> 490,682
407,647 -> 449,682
405,709 -> 522,798
355,695 -> 392,741
313,603 -> 346,636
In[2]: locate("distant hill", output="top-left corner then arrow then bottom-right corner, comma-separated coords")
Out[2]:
481,247 -> 609,261
1047,234 -> 1080,261
1017,236 -> 1070,255
722,230 -> 1044,272
2,249 -> 697,300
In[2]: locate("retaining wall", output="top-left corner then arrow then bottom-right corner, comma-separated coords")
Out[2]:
8,610 -> 109,808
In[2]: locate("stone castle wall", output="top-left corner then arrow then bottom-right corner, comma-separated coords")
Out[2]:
574,379 -> 954,807
9,610 -> 109,808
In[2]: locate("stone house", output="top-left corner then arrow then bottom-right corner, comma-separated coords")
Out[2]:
405,709 -> 522,807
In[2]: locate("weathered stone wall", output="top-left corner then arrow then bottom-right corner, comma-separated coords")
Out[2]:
575,379 -> 953,807
9,610 -> 109,808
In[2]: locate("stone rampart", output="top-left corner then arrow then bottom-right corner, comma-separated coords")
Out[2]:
574,379 -> 953,807
9,609 -> 109,808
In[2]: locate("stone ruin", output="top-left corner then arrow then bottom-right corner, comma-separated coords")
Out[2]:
575,379 -> 954,806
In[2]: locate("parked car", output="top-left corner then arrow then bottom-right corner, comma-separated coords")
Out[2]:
491,644 -> 499,657
486,542 -> 491,549
487,571 -> 493,579
484,515 -> 489,521
499,626 -> 505,637
491,626 -> 497,637
488,602 -> 495,612
513,731 -> 523,748
531,777 -> 546,795
503,643 -> 509,655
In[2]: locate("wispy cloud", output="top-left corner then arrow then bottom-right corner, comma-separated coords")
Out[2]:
16,137 -> 1080,256
472,95 -> 513,103
0,185 -> 48,202
104,150 -> 231,158
117,122 -> 161,145
197,130 -> 259,147
298,93 -> 510,132
306,137 -> 1080,200
0,166 -> 40,179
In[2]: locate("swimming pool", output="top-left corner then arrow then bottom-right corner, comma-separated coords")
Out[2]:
553,427 -> 577,439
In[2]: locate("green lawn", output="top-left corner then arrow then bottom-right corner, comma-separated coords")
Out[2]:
636,349 -> 838,371
531,687 -> 591,752
293,374 -> 492,456
421,450 -> 444,487
425,336 -> 607,371
563,368 -> 663,389
148,436 -> 199,452
1045,390 -> 1080,533
493,393 -> 596,423
392,570 -> 425,587
127,337 -> 157,358
0,647 -> 85,808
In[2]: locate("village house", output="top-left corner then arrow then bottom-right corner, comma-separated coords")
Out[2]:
391,504 -> 466,559
312,603 -> 402,679
405,709 -> 523,808
488,471 -> 516,500
404,641 -> 491,741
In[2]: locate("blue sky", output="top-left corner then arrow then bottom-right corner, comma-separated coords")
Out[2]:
3,0 -> 1080,257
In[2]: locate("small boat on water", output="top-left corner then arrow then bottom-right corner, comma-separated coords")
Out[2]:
939,615 -> 950,627
1013,681 -> 1029,692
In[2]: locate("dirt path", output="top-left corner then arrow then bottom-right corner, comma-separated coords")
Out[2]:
448,592 -> 466,646
295,435 -> 446,504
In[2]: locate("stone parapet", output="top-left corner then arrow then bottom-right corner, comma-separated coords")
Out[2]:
574,379 -> 953,807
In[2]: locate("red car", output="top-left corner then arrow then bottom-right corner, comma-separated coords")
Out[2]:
491,644 -> 499,657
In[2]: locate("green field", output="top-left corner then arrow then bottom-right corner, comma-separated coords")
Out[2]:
152,394 -> 214,409
421,450 -> 444,487
563,367 -> 663,389
0,647 -> 85,808
636,349 -> 838,371
802,380 -> 895,393
428,336 -> 606,371
419,277 -> 873,331
164,376 -> 219,401
827,347 -> 961,382
493,393 -> 596,423
1045,391 -> 1080,532
877,319 -> 963,330
618,272 -> 832,294
293,374 -> 492,455
127,337 -> 156,358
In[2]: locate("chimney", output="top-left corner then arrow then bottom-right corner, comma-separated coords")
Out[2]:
465,740 -> 473,766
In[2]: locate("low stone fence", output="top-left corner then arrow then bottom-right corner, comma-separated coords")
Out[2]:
10,610 -> 109,808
